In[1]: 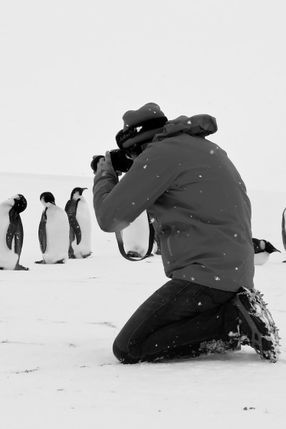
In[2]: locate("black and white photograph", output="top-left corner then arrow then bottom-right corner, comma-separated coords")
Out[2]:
1,1 -> 285,428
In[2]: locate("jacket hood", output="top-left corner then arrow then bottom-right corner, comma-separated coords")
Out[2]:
155,114 -> 218,140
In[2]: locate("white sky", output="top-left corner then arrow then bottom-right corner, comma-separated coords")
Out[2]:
1,0 -> 286,191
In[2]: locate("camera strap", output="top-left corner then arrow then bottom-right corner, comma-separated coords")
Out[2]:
115,213 -> 155,261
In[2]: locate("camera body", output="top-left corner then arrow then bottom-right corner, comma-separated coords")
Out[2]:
91,149 -> 134,174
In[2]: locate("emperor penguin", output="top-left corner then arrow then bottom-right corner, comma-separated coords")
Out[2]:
281,208 -> 286,262
65,187 -> 92,259
0,194 -> 29,270
36,192 -> 69,264
252,238 -> 280,265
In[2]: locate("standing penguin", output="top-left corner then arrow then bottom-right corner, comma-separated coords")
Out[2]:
0,194 -> 28,270
36,192 -> 69,264
281,208 -> 286,262
252,238 -> 280,265
65,187 -> 92,259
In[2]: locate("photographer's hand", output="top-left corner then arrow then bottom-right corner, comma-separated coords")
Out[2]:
95,152 -> 121,178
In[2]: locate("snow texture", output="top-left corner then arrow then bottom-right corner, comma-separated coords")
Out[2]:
0,172 -> 285,429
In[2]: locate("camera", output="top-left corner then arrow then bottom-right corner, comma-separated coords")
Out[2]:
91,149 -> 134,174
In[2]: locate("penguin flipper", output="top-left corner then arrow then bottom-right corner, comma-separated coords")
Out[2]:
65,200 -> 81,245
6,209 -> 23,257
6,221 -> 16,250
38,209 -> 47,254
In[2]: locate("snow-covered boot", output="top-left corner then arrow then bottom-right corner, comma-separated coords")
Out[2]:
233,287 -> 280,362
199,338 -> 241,355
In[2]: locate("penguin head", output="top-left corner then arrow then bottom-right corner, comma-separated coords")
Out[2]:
252,238 -> 280,254
264,240 -> 281,254
70,187 -> 87,200
12,194 -> 27,213
40,192 -> 55,206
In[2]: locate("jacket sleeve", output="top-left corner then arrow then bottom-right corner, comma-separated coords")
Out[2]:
92,143 -> 180,232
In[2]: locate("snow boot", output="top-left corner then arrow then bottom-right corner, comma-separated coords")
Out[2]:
233,287 -> 280,362
199,338 -> 241,355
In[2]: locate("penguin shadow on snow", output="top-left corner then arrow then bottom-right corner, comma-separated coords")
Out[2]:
0,194 -> 29,271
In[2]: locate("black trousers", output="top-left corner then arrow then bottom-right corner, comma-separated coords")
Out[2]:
113,279 -> 239,363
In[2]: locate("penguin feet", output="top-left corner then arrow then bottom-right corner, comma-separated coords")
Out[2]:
55,259 -> 65,264
35,259 -> 46,264
82,252 -> 92,259
15,264 -> 29,271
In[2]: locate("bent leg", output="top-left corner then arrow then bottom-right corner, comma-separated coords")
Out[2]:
113,279 -> 237,363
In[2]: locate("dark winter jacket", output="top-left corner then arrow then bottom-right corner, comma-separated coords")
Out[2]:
93,117 -> 254,292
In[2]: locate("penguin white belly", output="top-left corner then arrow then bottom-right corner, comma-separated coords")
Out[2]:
121,211 -> 150,256
71,201 -> 92,257
43,207 -> 69,263
0,206 -> 18,269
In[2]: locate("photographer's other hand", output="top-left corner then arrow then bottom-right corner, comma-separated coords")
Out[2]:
95,152 -> 121,178
91,155 -> 105,174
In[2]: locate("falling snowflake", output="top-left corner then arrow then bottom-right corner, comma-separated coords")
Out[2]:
214,276 -> 221,281
210,149 -> 215,155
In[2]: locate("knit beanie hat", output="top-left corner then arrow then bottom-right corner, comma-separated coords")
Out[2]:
116,102 -> 168,149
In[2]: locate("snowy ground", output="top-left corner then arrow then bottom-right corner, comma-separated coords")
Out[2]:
0,172 -> 285,429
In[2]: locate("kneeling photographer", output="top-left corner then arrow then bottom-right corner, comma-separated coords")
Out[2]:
92,102 -> 279,364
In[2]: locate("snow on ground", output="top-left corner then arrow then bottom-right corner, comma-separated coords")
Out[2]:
0,172 -> 286,429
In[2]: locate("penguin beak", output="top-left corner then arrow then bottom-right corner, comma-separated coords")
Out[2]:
80,187 -> 88,195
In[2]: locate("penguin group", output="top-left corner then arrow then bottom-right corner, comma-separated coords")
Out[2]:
0,187 -> 92,270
